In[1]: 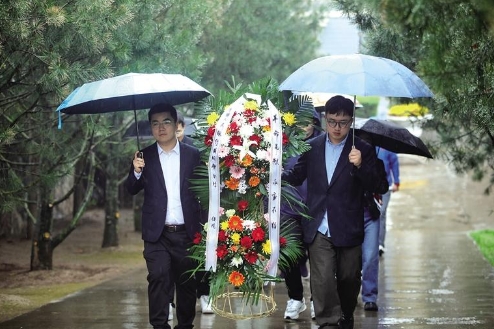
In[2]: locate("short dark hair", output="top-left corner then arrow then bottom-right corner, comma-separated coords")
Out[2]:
324,95 -> 354,117
177,112 -> 185,126
148,103 -> 178,123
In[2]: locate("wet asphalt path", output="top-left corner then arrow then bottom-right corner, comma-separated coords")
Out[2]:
1,158 -> 493,328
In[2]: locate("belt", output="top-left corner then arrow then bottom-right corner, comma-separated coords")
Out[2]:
164,224 -> 186,233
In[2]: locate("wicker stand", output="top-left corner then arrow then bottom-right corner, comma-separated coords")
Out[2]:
211,283 -> 276,320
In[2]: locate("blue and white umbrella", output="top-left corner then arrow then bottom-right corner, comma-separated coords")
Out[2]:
279,54 -> 433,145
279,54 -> 433,98
56,73 -> 211,149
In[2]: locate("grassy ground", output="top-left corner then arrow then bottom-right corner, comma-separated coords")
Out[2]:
0,208 -> 144,323
470,229 -> 494,266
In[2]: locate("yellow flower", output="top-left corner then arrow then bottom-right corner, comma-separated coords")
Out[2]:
262,240 -> 271,254
244,100 -> 259,111
207,112 -> 220,125
282,112 -> 296,126
220,221 -> 229,230
231,232 -> 241,244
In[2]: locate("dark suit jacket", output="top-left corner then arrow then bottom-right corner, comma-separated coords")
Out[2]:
282,132 -> 384,247
181,135 -> 195,147
125,142 -> 203,242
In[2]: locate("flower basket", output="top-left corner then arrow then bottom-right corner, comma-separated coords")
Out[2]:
211,283 -> 276,320
188,82 -> 315,319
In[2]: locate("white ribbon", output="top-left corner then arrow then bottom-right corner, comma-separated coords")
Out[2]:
265,100 -> 282,277
205,97 -> 240,271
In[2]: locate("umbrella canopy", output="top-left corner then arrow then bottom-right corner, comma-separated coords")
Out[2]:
294,92 -> 363,109
354,118 -> 433,158
279,54 -> 433,98
57,73 -> 211,114
56,73 -> 211,150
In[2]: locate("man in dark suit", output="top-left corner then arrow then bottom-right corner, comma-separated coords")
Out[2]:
176,113 -> 195,147
125,103 -> 203,329
282,96 -> 385,329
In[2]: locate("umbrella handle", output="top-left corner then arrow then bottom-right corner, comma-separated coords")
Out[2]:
352,95 -> 356,146
133,108 -> 141,152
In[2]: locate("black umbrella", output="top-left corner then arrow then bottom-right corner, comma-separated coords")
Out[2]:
354,118 -> 433,158
56,73 -> 211,150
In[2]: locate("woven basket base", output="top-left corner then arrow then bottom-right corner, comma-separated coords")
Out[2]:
211,284 -> 276,320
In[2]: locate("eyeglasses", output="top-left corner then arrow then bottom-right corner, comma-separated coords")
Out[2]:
326,118 -> 351,129
151,119 -> 174,129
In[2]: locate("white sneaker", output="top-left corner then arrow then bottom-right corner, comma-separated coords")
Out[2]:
200,295 -> 213,314
284,298 -> 306,319
168,303 -> 173,321
310,300 -> 315,320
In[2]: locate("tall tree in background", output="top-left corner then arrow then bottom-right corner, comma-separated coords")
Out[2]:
0,0 -> 215,268
200,0 -> 323,94
333,0 -> 494,194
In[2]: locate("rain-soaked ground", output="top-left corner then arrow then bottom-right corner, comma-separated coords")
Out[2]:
1,157 -> 494,329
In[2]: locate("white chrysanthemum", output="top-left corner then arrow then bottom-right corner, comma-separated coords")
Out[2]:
239,124 -> 254,138
243,220 -> 256,230
256,149 -> 269,161
262,130 -> 272,143
230,256 -> 243,267
226,209 -> 236,218
219,133 -> 230,146
250,117 -> 262,129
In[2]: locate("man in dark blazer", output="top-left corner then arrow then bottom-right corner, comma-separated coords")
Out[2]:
282,96 -> 385,329
125,103 -> 203,329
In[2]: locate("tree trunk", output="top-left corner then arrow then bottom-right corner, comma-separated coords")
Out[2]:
30,202 -> 54,270
101,163 -> 119,248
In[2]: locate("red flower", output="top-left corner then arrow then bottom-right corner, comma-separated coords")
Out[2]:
216,244 -> 228,259
282,133 -> 289,145
249,134 -> 262,146
229,122 -> 239,133
279,236 -> 287,247
252,227 -> 265,242
244,251 -> 258,264
204,135 -> 213,147
193,232 -> 202,244
223,155 -> 235,167
244,109 -> 256,118
230,135 -> 242,146
237,200 -> 249,212
218,230 -> 227,242
240,236 -> 253,249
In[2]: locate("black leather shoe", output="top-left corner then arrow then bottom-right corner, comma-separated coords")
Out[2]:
338,316 -> 354,329
364,302 -> 379,311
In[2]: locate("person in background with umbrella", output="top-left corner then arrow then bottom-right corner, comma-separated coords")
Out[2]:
377,148 -> 400,256
282,96 -> 386,329
125,103 -> 204,329
357,131 -> 390,313
280,107 -> 323,320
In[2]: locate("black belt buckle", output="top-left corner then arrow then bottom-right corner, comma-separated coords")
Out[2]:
164,224 -> 185,233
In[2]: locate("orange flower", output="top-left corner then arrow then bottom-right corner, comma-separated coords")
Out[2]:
225,177 -> 240,190
241,154 -> 253,166
229,271 -> 245,287
228,215 -> 243,231
248,176 -> 261,187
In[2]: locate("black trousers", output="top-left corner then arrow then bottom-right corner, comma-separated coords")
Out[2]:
144,230 -> 197,329
309,233 -> 362,326
280,215 -> 306,301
